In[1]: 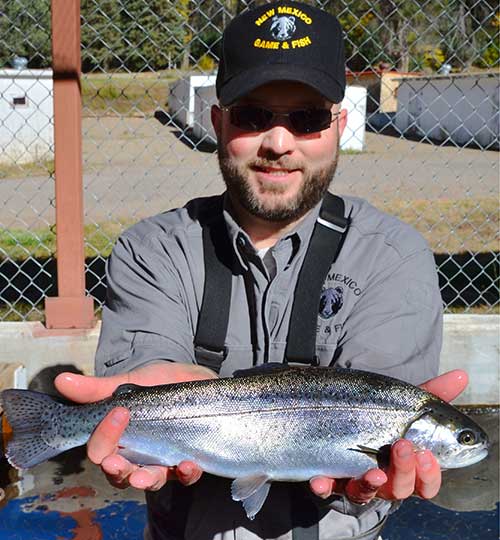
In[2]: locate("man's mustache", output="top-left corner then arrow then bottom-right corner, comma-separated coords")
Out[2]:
248,158 -> 305,171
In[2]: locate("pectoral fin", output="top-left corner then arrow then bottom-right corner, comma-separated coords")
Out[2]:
351,444 -> 379,455
231,474 -> 271,520
349,444 -> 392,469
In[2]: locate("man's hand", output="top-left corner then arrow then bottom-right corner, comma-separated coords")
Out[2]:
309,369 -> 469,503
55,362 -> 215,491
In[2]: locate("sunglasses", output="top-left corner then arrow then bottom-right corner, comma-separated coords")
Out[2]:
222,105 -> 339,135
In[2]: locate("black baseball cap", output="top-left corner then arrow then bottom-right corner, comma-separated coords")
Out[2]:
216,1 -> 346,105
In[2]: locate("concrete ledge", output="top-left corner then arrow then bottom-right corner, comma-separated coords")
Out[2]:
440,314 -> 499,405
0,363 -> 26,392
0,316 -> 497,403
0,321 -> 100,382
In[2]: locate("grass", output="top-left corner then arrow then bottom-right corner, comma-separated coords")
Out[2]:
81,71 -> 180,116
0,159 -> 54,180
0,222 -> 132,261
2,198 -> 497,261
0,303 -> 46,322
376,198 -> 499,254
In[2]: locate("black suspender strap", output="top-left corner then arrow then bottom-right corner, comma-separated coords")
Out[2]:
285,193 -> 349,365
194,193 -> 349,373
194,194 -> 349,540
290,194 -> 348,540
193,210 -> 233,374
291,483 -> 323,540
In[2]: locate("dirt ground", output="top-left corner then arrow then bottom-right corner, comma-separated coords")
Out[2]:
0,115 -> 498,228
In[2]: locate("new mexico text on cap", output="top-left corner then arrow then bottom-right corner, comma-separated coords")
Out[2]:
216,1 -> 346,106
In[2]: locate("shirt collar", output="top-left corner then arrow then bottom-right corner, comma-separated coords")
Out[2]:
222,192 -> 323,270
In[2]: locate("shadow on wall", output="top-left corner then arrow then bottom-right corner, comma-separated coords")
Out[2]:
0,253 -> 498,315
154,110 -> 217,153
366,113 -> 500,152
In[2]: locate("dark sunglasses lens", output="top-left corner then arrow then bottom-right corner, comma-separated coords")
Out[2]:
230,106 -> 272,131
290,109 -> 332,133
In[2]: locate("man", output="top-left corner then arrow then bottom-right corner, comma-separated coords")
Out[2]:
56,2 -> 468,539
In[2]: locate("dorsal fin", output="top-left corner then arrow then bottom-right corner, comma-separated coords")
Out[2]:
233,363 -> 294,378
113,383 -> 142,397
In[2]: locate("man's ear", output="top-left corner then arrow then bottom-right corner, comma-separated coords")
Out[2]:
338,108 -> 348,139
211,104 -> 222,140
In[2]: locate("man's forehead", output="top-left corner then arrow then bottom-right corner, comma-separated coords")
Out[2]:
236,80 -> 332,108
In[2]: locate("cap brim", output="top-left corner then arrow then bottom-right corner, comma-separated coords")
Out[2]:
218,64 -> 345,106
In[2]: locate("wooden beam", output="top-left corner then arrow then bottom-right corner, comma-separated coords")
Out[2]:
45,0 -> 94,329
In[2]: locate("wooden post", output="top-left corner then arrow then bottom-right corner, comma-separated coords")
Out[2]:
45,0 -> 95,329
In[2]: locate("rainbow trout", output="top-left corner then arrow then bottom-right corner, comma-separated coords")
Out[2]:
0,365 -> 489,519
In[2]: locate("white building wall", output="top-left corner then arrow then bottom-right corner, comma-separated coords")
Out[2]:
0,69 -> 54,164
169,74 -> 217,128
395,73 -> 499,149
339,85 -> 367,152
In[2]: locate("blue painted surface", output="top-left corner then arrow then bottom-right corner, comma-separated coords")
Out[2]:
0,496 -> 147,540
383,499 -> 500,540
0,496 -> 75,540
93,501 -> 147,539
0,495 -> 497,539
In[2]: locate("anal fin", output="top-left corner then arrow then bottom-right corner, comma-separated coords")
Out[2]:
231,474 -> 271,520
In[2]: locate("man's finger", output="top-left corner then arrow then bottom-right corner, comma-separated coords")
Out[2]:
419,369 -> 468,403
309,476 -> 336,499
55,364 -> 218,405
345,469 -> 387,504
129,466 -> 168,491
176,460 -> 203,486
55,372 -> 131,403
415,450 -> 441,499
101,454 -> 136,484
87,407 -> 130,465
379,440 -> 416,500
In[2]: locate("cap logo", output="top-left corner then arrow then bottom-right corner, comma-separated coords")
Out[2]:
253,5 -> 313,51
270,16 -> 296,41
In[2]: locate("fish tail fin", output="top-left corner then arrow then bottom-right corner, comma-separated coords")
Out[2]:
0,389 -> 65,469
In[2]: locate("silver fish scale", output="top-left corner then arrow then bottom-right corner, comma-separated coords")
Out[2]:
104,368 -> 434,479
113,367 -> 432,420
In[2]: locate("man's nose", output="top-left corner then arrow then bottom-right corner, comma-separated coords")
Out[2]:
259,124 -> 296,156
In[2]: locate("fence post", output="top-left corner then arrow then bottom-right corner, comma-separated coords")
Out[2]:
44,0 -> 95,329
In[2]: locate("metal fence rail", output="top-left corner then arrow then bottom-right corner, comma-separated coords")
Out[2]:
0,0 -> 498,322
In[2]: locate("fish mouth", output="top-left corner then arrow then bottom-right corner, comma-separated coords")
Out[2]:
443,447 -> 489,469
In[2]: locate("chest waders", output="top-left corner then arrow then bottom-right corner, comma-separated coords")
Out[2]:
194,193 -> 350,540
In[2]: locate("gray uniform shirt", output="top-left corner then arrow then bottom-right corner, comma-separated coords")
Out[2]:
95,193 -> 443,540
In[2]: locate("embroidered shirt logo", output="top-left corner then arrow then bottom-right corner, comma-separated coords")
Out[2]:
270,15 -> 296,41
319,287 -> 344,319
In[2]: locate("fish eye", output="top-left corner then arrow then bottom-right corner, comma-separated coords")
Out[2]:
458,429 -> 477,446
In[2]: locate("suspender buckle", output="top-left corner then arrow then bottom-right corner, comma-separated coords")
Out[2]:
285,355 -> 320,367
316,215 -> 349,233
194,345 -> 228,374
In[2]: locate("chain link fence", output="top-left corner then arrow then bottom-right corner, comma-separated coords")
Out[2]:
0,0 -> 498,321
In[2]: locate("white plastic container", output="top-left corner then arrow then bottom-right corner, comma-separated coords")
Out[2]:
0,69 -> 53,164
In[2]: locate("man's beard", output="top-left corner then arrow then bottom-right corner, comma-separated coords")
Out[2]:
217,145 -> 339,223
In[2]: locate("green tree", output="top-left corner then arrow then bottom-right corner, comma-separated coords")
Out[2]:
115,0 -> 185,71
81,0 -> 122,71
0,0 -> 51,69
